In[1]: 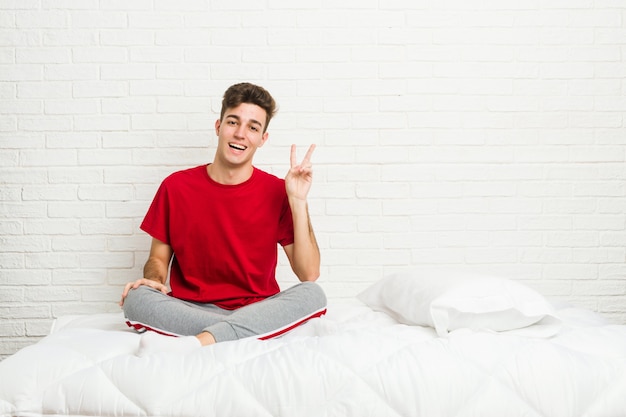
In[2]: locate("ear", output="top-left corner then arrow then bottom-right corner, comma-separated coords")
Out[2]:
259,131 -> 269,147
214,119 -> 221,136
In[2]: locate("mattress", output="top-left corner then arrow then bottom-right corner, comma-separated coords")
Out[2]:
1,298 -> 626,417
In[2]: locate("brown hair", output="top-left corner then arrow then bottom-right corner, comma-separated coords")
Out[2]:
220,83 -> 277,132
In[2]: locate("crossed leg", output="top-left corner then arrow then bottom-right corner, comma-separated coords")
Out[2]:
122,282 -> 327,354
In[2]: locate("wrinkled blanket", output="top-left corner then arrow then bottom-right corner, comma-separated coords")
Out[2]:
1,303 -> 625,417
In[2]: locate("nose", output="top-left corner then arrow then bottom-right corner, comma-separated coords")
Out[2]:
234,124 -> 245,138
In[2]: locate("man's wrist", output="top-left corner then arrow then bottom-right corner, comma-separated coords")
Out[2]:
143,276 -> 165,285
288,196 -> 308,208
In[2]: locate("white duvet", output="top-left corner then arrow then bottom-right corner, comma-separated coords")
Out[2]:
1,302 -> 626,417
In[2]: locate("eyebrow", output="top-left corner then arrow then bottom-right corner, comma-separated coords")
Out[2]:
224,114 -> 264,129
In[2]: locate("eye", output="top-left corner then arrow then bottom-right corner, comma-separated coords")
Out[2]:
250,125 -> 259,132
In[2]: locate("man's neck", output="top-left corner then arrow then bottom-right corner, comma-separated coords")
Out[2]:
206,162 -> 254,185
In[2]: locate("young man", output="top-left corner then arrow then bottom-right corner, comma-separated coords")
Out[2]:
119,83 -> 326,355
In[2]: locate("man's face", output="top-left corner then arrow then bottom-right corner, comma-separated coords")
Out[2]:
214,103 -> 269,168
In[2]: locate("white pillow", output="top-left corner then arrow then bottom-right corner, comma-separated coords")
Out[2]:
357,270 -> 560,337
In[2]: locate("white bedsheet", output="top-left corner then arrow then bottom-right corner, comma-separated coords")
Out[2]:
1,302 -> 626,417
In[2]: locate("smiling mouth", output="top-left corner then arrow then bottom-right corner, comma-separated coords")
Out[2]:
229,143 -> 247,151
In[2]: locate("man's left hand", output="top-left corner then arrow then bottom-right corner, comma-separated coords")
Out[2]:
285,144 -> 315,201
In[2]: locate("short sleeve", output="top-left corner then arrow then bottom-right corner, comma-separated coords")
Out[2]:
140,180 -> 171,244
277,195 -> 294,247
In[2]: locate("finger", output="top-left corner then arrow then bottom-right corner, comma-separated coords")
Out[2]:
297,162 -> 313,174
301,144 -> 316,165
290,144 -> 297,168
119,282 -> 132,306
120,278 -> 148,305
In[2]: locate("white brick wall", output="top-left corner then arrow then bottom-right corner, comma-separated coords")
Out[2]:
1,1 -> 625,358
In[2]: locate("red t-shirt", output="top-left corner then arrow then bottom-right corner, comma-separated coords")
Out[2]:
140,165 -> 294,309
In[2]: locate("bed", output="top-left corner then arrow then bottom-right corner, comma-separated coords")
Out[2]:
1,271 -> 626,417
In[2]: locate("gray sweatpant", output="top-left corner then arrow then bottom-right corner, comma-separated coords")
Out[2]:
122,282 -> 327,343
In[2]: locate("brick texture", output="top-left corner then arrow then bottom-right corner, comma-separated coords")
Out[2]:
1,1 -> 625,358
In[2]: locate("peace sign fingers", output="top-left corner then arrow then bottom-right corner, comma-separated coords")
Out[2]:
290,144 -> 316,170
286,144 -> 316,200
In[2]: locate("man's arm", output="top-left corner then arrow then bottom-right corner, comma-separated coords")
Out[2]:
283,201 -> 320,281
283,144 -> 321,282
142,237 -> 173,284
119,237 -> 173,306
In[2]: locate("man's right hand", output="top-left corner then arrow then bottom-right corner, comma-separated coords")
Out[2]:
119,278 -> 168,307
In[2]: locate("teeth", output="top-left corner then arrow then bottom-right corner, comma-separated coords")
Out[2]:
229,143 -> 246,151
